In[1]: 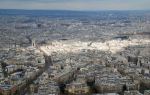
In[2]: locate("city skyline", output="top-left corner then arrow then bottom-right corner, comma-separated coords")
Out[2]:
0,0 -> 150,11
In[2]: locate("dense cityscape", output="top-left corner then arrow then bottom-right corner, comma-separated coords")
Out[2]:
0,9 -> 150,95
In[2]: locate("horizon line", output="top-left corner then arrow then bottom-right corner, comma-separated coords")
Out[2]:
0,8 -> 150,12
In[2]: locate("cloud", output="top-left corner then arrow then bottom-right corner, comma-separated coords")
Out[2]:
0,0 -> 150,10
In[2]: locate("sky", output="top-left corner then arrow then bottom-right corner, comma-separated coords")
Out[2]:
0,0 -> 150,10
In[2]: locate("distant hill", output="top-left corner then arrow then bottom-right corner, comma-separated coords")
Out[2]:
0,9 -> 149,19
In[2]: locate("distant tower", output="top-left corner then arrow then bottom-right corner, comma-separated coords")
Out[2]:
32,39 -> 36,47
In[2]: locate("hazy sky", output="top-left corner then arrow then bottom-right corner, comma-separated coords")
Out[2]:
0,0 -> 150,10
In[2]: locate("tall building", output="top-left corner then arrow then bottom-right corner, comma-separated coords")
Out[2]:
32,39 -> 36,47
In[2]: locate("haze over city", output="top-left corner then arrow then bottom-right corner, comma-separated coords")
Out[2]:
0,0 -> 150,10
